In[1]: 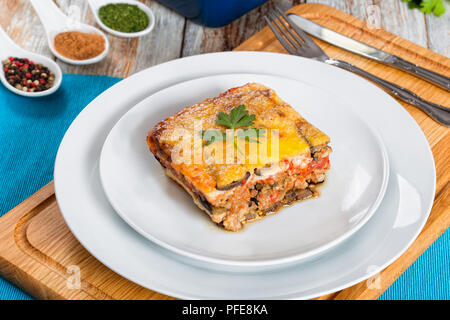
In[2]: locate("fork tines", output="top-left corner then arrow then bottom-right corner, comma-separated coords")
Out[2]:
264,6 -> 321,58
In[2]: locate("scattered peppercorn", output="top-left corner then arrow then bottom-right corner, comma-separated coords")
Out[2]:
98,3 -> 149,33
2,57 -> 55,93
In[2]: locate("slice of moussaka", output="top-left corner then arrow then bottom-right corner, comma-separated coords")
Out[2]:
147,83 -> 331,231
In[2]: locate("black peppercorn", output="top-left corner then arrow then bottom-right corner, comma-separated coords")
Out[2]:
2,57 -> 55,93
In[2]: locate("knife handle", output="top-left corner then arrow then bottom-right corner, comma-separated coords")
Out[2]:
386,56 -> 450,92
328,59 -> 450,127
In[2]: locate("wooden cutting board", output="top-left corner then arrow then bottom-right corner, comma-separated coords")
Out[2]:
0,3 -> 448,300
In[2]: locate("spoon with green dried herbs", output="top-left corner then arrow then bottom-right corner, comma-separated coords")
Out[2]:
0,25 -> 62,98
88,0 -> 155,38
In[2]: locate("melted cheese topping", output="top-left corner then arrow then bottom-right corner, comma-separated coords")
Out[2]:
149,83 -> 330,193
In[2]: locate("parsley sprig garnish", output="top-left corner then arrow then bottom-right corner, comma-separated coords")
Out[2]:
216,105 -> 255,129
402,0 -> 446,17
201,105 -> 265,154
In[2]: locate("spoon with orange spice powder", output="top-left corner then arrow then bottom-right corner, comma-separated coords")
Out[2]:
31,0 -> 109,65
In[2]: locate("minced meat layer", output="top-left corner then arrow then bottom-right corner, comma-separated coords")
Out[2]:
153,142 -> 331,231
210,158 -> 329,231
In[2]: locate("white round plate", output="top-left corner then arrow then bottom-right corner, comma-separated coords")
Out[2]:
99,73 -> 389,267
55,52 -> 435,299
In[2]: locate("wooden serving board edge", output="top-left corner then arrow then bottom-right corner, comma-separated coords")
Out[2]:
0,182 -> 67,300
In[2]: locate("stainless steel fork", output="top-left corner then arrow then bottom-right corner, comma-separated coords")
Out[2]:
265,7 -> 450,127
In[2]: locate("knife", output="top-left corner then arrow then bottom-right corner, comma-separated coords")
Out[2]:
287,13 -> 450,92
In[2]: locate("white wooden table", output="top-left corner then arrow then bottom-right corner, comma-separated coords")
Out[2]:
1,0 -> 449,79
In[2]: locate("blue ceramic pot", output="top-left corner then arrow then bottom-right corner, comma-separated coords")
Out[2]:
158,0 -> 268,27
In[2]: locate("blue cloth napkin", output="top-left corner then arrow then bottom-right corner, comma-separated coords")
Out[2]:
0,74 -> 448,300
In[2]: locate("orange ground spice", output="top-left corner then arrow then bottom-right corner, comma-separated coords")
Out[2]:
54,31 -> 105,60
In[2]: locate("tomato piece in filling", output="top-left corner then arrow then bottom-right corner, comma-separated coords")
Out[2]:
299,155 -> 330,177
310,156 -> 330,171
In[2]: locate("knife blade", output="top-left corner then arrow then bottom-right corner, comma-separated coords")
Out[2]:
287,13 -> 450,91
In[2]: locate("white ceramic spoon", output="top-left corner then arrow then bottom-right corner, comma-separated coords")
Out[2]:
0,25 -> 62,97
30,0 -> 109,65
88,0 -> 155,38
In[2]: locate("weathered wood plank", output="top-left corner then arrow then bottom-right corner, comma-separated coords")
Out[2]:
130,1 -> 185,75
0,0 -> 449,78
54,0 -> 185,77
425,2 -> 450,57
0,0 -> 52,57
181,0 -> 305,57
306,0 -> 370,20
375,0 -> 428,48
306,0 -> 428,49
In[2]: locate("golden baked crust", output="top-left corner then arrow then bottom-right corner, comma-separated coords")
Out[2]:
147,83 -> 331,231
148,83 -> 329,194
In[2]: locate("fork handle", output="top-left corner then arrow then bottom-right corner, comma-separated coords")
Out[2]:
327,59 -> 450,127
